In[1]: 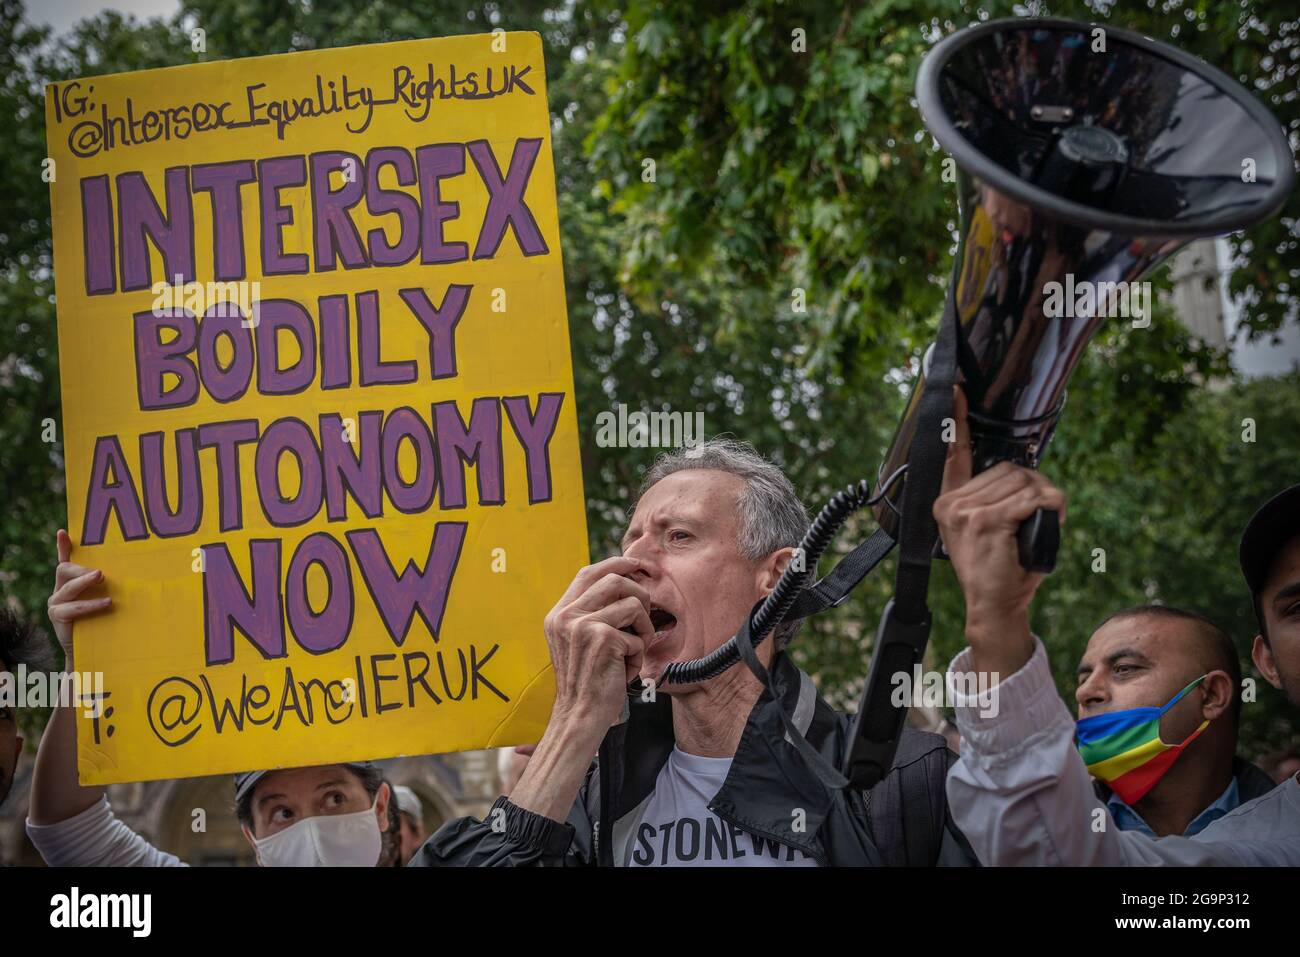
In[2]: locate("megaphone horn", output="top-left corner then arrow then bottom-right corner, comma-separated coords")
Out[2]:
872,17 -> 1295,558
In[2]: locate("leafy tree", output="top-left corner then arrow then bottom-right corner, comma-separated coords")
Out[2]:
1,0 -> 1295,756
580,0 -> 1299,750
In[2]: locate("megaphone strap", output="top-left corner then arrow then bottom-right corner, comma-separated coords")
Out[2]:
781,526 -> 896,624
731,599 -> 851,792
892,291 -> 960,624
840,290 -> 961,788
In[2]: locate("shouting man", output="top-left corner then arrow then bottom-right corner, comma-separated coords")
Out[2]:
420,439 -> 974,867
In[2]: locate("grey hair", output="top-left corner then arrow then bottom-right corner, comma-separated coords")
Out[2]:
634,438 -> 810,650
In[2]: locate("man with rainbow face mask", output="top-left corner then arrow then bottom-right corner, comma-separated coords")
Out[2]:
934,390 -> 1300,866
1074,606 -> 1275,838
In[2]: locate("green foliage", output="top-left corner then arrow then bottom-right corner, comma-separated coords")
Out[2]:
0,0 -> 1295,758
590,0 -> 1298,369
581,0 -> 1300,752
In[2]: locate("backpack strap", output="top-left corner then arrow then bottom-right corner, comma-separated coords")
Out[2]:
781,527 -> 896,623
864,735 -> 949,866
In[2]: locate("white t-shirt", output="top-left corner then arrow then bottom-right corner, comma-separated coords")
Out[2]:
626,746 -> 819,867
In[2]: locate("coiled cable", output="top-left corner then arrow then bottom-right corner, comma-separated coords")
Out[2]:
658,465 -> 906,686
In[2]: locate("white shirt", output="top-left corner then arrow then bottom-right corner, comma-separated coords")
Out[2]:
625,746 -> 819,867
28,797 -> 185,867
946,638 -> 1300,866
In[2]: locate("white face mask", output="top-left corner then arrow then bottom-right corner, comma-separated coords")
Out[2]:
252,798 -> 383,867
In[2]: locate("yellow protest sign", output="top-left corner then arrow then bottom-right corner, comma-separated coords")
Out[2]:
44,33 -> 587,785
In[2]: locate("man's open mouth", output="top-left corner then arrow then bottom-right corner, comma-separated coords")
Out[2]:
649,606 -> 678,645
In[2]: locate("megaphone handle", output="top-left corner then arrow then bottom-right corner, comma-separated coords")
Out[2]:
1017,507 -> 1059,573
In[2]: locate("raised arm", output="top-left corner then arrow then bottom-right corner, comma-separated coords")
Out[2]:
26,529 -> 184,866
934,393 -> 1298,866
29,529 -> 109,825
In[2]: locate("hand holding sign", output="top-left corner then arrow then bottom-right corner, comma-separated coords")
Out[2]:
47,529 -> 112,665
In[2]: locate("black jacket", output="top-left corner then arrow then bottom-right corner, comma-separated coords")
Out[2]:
414,652 -> 977,866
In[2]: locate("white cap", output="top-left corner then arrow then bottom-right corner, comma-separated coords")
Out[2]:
392,785 -> 423,820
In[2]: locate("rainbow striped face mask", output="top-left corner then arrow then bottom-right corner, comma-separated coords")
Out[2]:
1075,676 -> 1210,806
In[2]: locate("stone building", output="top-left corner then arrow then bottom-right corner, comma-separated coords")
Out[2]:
1168,238 -> 1227,350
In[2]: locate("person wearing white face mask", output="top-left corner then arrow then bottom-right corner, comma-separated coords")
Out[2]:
236,764 -> 394,867
29,749 -> 397,867
25,530 -> 399,867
